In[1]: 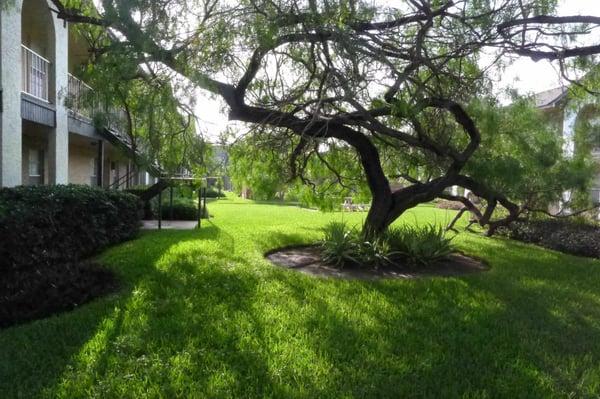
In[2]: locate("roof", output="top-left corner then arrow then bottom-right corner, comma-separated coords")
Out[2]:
532,86 -> 568,109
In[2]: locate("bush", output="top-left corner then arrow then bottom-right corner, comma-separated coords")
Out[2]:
160,199 -> 209,220
151,197 -> 209,220
0,185 -> 142,271
320,221 -> 454,269
500,219 -> 600,258
385,224 -> 454,267
204,187 -> 225,198
1,261 -> 118,328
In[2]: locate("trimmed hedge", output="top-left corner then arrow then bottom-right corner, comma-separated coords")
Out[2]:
159,201 -> 209,220
500,219 -> 600,258
0,185 -> 142,271
154,197 -> 209,220
1,261 -> 118,328
205,187 -> 225,198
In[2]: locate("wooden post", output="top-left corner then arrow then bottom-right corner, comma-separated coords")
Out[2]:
158,190 -> 162,230
203,187 -> 207,218
169,185 -> 174,221
97,140 -> 104,187
198,187 -> 202,228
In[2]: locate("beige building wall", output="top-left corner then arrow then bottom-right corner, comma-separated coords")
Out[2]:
68,142 -> 97,185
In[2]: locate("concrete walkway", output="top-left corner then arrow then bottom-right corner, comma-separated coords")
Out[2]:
142,220 -> 198,230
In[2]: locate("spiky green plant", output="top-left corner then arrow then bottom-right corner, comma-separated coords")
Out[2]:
385,224 -> 454,267
320,221 -> 360,268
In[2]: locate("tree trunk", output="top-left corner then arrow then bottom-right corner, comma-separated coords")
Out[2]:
363,199 -> 393,238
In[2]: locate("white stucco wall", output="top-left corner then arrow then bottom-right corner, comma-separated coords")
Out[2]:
47,0 -> 69,184
562,107 -> 577,158
0,4 -> 23,187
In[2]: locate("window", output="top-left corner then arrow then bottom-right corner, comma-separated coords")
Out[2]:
28,148 -> 43,185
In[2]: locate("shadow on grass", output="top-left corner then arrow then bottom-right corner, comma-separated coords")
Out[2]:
4,225 -> 600,397
256,231 -> 600,396
0,226 -> 222,398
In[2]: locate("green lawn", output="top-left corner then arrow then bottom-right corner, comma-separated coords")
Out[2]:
2,196 -> 600,398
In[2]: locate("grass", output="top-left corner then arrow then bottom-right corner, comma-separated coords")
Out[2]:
2,194 -> 600,397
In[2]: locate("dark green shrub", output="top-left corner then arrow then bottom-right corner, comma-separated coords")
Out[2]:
385,224 -> 454,267
151,197 -> 208,220
0,185 -> 142,271
1,261 -> 117,328
205,187 -> 225,198
500,219 -> 600,258
160,199 -> 209,220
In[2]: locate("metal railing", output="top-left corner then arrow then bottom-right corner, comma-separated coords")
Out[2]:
106,108 -> 130,142
67,73 -> 94,118
22,45 -> 50,101
109,167 -> 136,190
66,74 -> 132,145
592,188 -> 600,205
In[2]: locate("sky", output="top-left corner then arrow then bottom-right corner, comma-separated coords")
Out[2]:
495,0 -> 600,94
194,0 -> 600,140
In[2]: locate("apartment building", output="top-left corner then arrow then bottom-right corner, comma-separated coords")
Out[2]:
0,0 -> 155,189
533,86 -> 600,205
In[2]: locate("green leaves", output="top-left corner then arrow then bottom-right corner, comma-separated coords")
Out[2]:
390,99 -> 412,118
0,185 -> 141,272
320,221 -> 455,269
385,224 -> 454,267
320,221 -> 361,267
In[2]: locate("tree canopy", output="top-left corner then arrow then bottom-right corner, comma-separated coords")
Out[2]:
50,0 -> 600,234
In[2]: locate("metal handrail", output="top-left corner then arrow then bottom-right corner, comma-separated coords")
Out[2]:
109,167 -> 136,190
592,188 -> 600,205
67,73 -> 94,118
21,45 -> 50,102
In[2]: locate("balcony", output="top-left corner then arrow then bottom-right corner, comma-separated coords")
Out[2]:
67,74 -> 133,147
67,73 -> 94,119
21,45 -> 50,102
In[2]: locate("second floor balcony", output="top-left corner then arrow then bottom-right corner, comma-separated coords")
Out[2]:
22,45 -> 50,102
67,74 -> 134,147
67,73 -> 94,118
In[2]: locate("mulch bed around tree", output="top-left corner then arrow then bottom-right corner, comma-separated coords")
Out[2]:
0,262 -> 119,329
266,245 -> 488,280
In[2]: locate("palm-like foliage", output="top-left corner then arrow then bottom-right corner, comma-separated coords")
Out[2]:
320,222 -> 360,268
321,221 -> 454,268
385,225 -> 454,267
